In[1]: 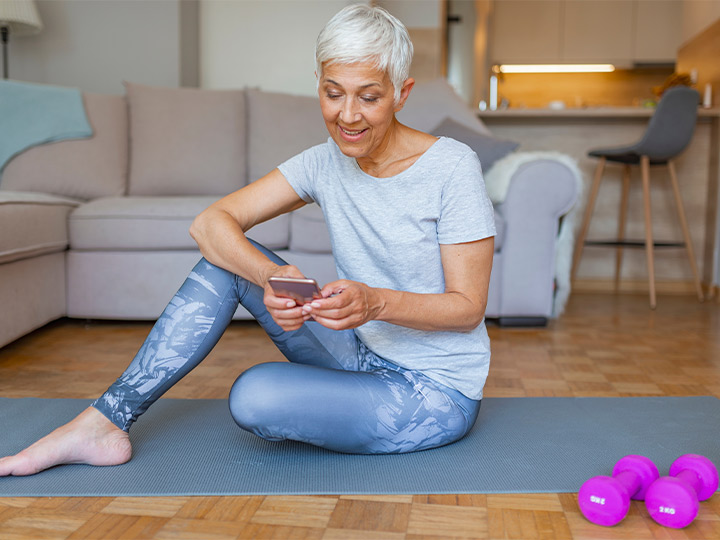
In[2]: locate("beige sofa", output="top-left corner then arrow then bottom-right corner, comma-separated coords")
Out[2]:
0,80 -> 578,349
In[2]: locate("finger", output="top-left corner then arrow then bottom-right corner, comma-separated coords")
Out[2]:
271,312 -> 307,331
310,313 -> 358,331
268,306 -> 305,321
320,280 -> 350,298
307,290 -> 351,311
266,295 -> 297,310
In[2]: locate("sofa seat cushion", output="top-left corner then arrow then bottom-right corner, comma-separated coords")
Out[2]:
69,196 -> 289,251
0,191 -> 80,264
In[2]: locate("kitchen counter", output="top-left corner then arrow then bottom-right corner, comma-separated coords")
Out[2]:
479,107 -> 720,294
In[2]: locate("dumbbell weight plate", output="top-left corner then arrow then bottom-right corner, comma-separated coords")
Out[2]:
668,454 -> 719,502
645,477 -> 699,529
579,455 -> 659,527
579,476 -> 633,526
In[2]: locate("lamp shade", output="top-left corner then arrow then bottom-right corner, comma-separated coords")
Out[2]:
0,0 -> 43,35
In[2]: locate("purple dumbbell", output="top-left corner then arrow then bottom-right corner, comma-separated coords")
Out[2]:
578,455 -> 659,527
645,454 -> 719,529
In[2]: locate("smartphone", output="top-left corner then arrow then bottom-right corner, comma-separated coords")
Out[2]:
268,276 -> 322,305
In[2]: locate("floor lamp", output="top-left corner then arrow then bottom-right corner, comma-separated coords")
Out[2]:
0,0 -> 43,79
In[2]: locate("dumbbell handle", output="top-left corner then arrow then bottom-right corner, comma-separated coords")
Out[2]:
674,469 -> 702,495
614,470 -> 642,498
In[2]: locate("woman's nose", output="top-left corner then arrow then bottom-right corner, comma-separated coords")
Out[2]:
339,100 -> 360,124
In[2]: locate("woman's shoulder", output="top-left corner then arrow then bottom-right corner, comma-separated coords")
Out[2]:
285,138 -> 339,169
432,135 -> 476,158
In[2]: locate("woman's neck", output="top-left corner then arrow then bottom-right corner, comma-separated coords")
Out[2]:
356,121 -> 435,178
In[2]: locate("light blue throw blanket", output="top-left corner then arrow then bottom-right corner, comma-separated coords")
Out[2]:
0,80 -> 93,173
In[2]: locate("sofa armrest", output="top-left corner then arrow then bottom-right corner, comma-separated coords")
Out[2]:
495,159 -> 579,319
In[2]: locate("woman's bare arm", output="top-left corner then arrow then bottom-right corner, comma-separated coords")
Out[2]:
189,168 -> 306,287
304,237 -> 494,332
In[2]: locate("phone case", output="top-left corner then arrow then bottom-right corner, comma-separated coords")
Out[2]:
268,277 -> 322,304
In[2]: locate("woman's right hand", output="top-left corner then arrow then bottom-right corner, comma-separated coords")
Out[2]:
263,265 -> 313,331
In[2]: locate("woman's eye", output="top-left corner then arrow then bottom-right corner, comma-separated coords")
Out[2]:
361,96 -> 378,103
326,93 -> 342,100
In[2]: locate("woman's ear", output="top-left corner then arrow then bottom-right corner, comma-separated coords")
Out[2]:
394,78 -> 415,112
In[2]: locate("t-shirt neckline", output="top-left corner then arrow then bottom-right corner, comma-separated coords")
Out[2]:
333,136 -> 445,181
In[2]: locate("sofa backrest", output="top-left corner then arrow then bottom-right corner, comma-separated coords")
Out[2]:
245,88 -> 329,183
397,78 -> 491,135
125,82 -> 247,196
0,93 -> 128,201
1,79 -> 494,201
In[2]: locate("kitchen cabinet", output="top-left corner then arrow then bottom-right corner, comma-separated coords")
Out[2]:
634,0 -> 683,63
490,0 -> 682,65
490,0 -> 562,63
563,1 -> 634,63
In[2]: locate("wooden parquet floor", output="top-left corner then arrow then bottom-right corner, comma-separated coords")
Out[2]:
1,292 -> 719,539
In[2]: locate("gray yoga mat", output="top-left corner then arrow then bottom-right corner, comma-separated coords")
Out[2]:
1,396 -> 719,497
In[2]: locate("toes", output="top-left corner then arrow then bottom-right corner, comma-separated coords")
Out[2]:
0,454 -> 36,477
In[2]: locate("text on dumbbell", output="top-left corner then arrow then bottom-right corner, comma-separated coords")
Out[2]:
590,496 -> 606,505
659,506 -> 676,515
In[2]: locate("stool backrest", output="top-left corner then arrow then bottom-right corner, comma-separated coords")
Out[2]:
634,86 -> 700,160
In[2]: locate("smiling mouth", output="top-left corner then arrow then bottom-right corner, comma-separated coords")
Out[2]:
339,126 -> 367,137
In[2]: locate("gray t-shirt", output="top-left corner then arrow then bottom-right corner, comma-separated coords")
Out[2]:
278,137 -> 496,399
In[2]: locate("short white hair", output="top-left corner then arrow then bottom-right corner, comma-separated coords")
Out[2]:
315,4 -> 414,103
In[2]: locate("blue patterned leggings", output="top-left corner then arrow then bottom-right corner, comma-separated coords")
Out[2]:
92,242 -> 481,454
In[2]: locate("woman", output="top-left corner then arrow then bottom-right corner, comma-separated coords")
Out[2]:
0,4 -> 495,475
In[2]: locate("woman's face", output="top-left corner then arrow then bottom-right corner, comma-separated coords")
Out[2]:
318,62 -> 410,161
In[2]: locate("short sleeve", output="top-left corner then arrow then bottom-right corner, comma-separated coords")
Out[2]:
277,142 -> 329,204
437,151 -> 496,244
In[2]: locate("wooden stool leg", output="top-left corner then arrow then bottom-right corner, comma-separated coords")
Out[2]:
667,160 -> 704,301
572,157 -> 606,282
615,164 -> 631,291
640,156 -> 656,309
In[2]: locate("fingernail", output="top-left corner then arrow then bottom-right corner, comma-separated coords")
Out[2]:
311,301 -> 321,308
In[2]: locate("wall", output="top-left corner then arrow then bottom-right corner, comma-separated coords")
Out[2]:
681,0 -> 720,45
2,0 -> 195,95
200,0 -> 443,94
677,18 -> 720,290
3,0 -> 443,97
379,0 -> 444,82
199,0 -> 353,94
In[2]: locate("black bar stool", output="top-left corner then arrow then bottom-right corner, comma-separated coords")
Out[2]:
571,86 -> 704,309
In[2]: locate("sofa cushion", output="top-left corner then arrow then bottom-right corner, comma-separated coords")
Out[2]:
69,196 -> 289,251
398,78 -> 492,135
0,93 -> 128,201
289,204 -> 332,254
126,82 -> 247,196
431,118 -> 519,174
0,191 -> 80,264
246,88 -> 329,182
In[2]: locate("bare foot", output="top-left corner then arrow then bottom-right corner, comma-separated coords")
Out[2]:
0,407 -> 132,476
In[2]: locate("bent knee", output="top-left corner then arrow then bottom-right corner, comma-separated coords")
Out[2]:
228,363 -> 286,433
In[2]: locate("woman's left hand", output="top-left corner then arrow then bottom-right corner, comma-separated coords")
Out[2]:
301,280 -> 383,330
